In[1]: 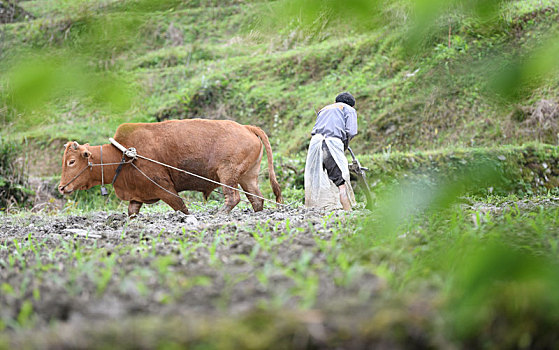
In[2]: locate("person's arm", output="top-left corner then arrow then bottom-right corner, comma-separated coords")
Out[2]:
345,108 -> 358,142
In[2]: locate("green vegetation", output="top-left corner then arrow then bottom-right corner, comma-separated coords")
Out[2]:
0,138 -> 32,210
1,0 -> 559,348
3,0 -> 558,209
367,143 -> 559,196
1,0 -> 558,152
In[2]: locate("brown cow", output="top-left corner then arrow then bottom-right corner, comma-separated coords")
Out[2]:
58,119 -> 283,217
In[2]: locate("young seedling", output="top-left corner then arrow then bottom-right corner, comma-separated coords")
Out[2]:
208,234 -> 221,266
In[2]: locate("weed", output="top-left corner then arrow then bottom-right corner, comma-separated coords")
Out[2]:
16,300 -> 34,329
95,254 -> 116,295
208,235 -> 221,266
0,138 -> 32,211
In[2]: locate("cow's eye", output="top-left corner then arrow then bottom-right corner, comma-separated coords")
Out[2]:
68,159 -> 76,166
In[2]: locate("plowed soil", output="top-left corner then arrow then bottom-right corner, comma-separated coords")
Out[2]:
0,207 -> 408,349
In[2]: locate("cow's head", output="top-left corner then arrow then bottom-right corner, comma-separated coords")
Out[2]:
58,141 -> 93,195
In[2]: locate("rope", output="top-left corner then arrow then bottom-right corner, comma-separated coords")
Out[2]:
134,153 -> 287,207
130,162 -> 180,199
100,145 -> 105,186
93,161 -> 134,166
59,159 -> 134,190
130,163 -> 257,206
59,164 -> 91,190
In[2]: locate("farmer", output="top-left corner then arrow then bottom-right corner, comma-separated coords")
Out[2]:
305,92 -> 357,211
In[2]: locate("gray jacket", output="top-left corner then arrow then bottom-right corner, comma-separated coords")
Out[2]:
311,102 -> 358,144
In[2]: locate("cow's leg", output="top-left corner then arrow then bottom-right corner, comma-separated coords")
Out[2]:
128,200 -> 143,218
239,156 -> 264,212
218,184 -> 240,214
239,178 -> 264,212
216,170 -> 240,214
148,178 -> 190,215
159,191 -> 189,215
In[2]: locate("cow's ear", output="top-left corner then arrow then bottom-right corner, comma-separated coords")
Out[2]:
82,150 -> 91,158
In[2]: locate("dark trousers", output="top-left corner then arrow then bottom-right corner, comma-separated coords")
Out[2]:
322,141 -> 345,186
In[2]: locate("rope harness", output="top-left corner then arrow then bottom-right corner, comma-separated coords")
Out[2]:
100,145 -> 109,196
59,156 -> 134,192
61,139 -> 288,208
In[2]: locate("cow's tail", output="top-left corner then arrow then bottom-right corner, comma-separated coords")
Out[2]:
245,125 -> 283,204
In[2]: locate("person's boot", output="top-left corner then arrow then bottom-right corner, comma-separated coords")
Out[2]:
339,184 -> 352,211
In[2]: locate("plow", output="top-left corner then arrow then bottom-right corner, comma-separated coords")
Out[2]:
348,147 -> 373,209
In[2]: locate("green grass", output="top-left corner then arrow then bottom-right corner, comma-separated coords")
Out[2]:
1,1 -> 559,347
1,0 -> 558,156
348,190 -> 559,347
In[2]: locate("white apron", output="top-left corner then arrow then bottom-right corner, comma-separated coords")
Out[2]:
304,134 -> 356,209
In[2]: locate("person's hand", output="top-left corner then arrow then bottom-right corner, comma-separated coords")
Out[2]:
349,160 -> 360,174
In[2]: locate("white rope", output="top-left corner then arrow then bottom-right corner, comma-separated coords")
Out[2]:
135,153 -> 287,207
130,162 -> 183,200
129,162 -> 253,206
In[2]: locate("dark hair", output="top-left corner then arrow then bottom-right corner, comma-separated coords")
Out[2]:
335,92 -> 355,107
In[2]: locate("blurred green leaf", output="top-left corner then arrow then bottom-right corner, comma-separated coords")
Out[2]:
448,242 -> 559,347
109,0 -> 185,13
256,0 -> 384,35
2,51 -> 133,115
490,38 -> 559,100
373,160 -> 503,235
260,0 -> 558,103
5,56 -> 62,112
405,0 -> 510,52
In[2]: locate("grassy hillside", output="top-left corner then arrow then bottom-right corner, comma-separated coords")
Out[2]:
3,2 -> 559,347
1,0 -> 558,149
0,0 -> 558,206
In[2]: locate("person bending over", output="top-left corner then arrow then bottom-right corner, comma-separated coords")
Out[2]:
304,92 -> 357,211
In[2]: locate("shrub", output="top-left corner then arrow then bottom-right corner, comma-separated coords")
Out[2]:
0,138 -> 32,210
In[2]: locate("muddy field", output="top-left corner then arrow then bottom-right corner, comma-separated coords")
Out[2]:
4,195 -> 558,349
1,205 -> 417,349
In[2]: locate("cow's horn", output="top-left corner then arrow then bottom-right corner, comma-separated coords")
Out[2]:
72,141 -> 79,150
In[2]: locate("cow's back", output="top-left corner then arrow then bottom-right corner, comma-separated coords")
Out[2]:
113,119 -> 263,194
115,119 -> 259,161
